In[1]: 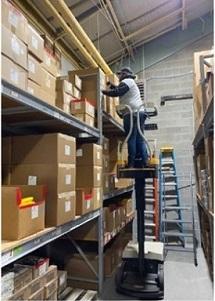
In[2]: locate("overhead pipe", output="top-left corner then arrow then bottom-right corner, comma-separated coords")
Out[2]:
52,0 -> 112,74
43,0 -> 98,68
105,0 -> 134,60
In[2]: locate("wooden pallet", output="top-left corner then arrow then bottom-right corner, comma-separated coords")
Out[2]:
58,287 -> 97,301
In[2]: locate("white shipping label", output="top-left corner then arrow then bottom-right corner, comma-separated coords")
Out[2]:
90,119 -> 94,127
76,149 -> 83,157
9,11 -> 18,27
65,200 -> 71,212
97,172 -> 101,181
59,274 -> 66,286
10,69 -> 18,84
28,87 -> 34,95
86,200 -> 91,209
97,191 -> 100,201
38,263 -> 46,276
32,36 -> 38,49
45,55 -> 51,66
97,151 -> 101,160
28,176 -> 37,185
31,206 -> 39,219
29,60 -> 35,73
65,145 -> 71,156
65,174 -> 71,185
74,102 -> 81,109
11,37 -> 20,55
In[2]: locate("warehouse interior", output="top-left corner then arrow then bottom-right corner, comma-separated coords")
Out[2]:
1,0 -> 214,300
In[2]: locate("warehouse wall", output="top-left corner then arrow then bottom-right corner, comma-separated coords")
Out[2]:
130,15 -> 213,241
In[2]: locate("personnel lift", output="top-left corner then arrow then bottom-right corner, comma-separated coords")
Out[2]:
115,104 -> 164,300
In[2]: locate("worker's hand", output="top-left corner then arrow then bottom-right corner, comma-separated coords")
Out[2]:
106,81 -> 111,86
102,90 -> 108,95
106,81 -> 115,89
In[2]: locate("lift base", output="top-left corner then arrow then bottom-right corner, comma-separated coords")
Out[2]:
115,258 -> 164,300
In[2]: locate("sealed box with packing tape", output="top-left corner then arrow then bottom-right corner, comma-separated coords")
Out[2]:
76,189 -> 94,215
76,143 -> 102,167
76,166 -> 102,188
71,99 -> 95,118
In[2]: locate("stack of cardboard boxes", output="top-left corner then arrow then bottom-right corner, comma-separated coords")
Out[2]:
55,78 -> 74,114
2,133 -> 76,231
76,143 -> 103,215
2,256 -> 58,300
102,137 -> 115,194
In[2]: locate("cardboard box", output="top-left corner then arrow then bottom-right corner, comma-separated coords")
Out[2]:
41,68 -> 56,95
15,256 -> 49,279
28,287 -> 44,300
114,177 -> 133,188
27,80 -> 42,99
103,155 -> 110,173
76,189 -> 94,215
43,265 -> 58,284
29,274 -> 45,296
93,187 -> 102,210
76,143 -> 102,167
13,266 -> 33,292
106,98 -> 115,117
58,270 -> 67,294
109,138 -> 127,162
103,137 -> 109,155
2,185 -> 45,240
10,164 -> 76,226
109,161 -> 117,173
40,90 -> 55,106
2,25 -> 28,70
68,73 -> 82,90
46,290 -> 57,300
43,47 -> 59,77
81,77 -> 97,107
56,79 -> 73,95
2,0 -> 28,44
193,50 -> 213,87
103,173 -> 115,194
2,55 -> 27,90
75,113 -> 95,128
47,191 -> 76,226
8,284 -> 30,300
55,91 -> 73,112
28,54 -> 42,85
28,24 -> 44,62
121,198 -> 133,216
76,166 -> 102,188
70,219 -> 98,241
71,100 -> 95,117
107,73 -> 119,86
11,133 -> 76,165
104,207 -> 116,232
44,278 -> 58,299
73,86 -> 81,99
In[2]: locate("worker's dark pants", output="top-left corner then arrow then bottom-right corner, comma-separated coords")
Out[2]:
123,112 -> 148,167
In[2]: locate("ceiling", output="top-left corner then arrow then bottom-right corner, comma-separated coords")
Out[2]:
29,0 -> 213,66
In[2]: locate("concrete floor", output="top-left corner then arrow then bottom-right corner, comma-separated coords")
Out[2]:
102,248 -> 213,301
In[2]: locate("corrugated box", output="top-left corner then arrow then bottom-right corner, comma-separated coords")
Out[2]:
55,91 -> 73,112
103,173 -> 115,194
76,166 -> 102,188
40,90 -> 55,106
41,68 -> 56,95
27,79 -> 42,100
93,187 -> 102,210
104,207 -> 116,232
75,113 -> 95,128
15,256 -> 49,279
71,100 -> 95,117
46,290 -> 57,300
70,219 -> 97,241
28,287 -> 44,300
28,54 -> 42,85
2,185 -> 45,240
76,143 -> 102,167
73,86 -> 81,99
56,79 -> 73,95
44,278 -> 58,299
11,133 -> 76,165
2,25 -> 28,70
43,265 -> 58,285
68,73 -> 82,90
43,47 -> 59,77
8,284 -> 30,300
106,98 -> 115,117
48,191 -> 76,226
76,189 -> 94,215
13,266 -> 33,292
58,270 -> 67,294
2,0 -> 28,44
81,77 -> 97,107
28,24 -> 44,62
2,55 -> 27,90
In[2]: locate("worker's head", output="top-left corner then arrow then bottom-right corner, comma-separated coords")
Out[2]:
117,67 -> 136,81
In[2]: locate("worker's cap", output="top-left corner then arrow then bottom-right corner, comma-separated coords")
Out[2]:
116,67 -> 136,78
117,67 -> 133,75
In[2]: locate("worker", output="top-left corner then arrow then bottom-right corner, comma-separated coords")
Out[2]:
102,67 -> 148,168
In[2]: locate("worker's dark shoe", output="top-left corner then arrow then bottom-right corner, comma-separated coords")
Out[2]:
124,162 -> 134,168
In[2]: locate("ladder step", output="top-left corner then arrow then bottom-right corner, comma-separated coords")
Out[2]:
163,206 -> 191,210
145,186 -> 155,190
163,183 -> 177,186
162,219 -> 192,224
145,198 -> 155,203
162,232 -> 193,237
162,195 -> 178,198
145,223 -> 156,227
145,211 -> 154,215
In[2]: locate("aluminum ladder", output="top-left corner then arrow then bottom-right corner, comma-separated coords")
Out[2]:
159,147 -> 198,265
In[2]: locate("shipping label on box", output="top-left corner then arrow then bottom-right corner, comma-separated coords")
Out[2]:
28,24 -> 44,62
28,54 -> 42,85
27,80 -> 42,100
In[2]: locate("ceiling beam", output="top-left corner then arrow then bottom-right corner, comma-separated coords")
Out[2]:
182,0 -> 188,30
75,3 -> 102,22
